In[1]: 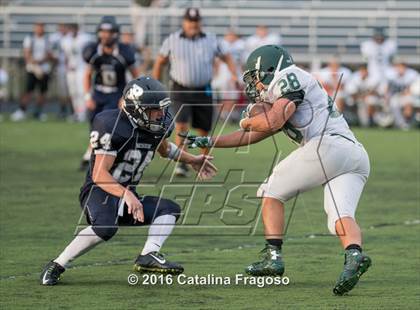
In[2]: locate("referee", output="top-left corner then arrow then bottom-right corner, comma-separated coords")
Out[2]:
153,8 -> 238,177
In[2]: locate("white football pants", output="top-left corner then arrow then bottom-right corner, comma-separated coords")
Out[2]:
257,135 -> 370,235
66,69 -> 86,121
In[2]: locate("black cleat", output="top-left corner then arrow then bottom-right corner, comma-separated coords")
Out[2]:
40,261 -> 65,286
333,249 -> 372,295
133,252 -> 184,275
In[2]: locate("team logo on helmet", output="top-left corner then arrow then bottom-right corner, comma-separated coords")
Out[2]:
122,77 -> 172,134
125,84 -> 144,101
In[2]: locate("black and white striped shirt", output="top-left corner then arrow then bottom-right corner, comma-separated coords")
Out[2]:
160,30 -> 226,88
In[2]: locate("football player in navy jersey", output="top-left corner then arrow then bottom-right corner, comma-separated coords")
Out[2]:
79,16 -> 140,170
40,77 -> 217,285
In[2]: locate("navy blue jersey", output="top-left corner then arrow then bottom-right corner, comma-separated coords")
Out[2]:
83,42 -> 136,94
80,109 -> 173,195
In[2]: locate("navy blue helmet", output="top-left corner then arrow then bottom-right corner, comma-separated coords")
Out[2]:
122,77 -> 172,134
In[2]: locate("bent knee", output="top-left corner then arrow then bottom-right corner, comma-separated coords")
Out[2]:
92,225 -> 118,241
157,198 -> 181,221
257,183 -> 288,204
327,215 -> 355,235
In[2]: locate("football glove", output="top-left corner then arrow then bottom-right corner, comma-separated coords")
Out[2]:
179,133 -> 213,149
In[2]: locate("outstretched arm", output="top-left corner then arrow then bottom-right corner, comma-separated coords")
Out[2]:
212,130 -> 273,148
182,96 -> 298,149
182,129 -> 273,149
158,139 -> 218,180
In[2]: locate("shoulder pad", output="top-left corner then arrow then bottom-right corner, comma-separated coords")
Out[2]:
91,110 -> 132,153
118,43 -> 136,66
82,42 -> 98,63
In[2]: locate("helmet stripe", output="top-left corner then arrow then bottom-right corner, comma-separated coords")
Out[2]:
275,54 -> 284,72
255,56 -> 261,70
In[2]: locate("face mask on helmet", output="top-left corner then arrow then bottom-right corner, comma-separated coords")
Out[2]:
123,97 -> 171,134
243,69 -> 272,102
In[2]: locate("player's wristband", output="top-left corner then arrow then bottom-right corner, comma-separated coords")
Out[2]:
167,142 -> 181,160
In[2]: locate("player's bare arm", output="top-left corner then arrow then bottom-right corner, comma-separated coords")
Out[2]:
181,125 -> 274,149
239,98 -> 296,132
214,130 -> 273,148
23,47 -> 33,64
158,138 -> 217,180
83,65 -> 95,110
219,53 -> 238,83
152,55 -> 169,80
92,153 -> 144,222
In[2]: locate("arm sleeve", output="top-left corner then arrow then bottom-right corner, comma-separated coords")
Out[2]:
159,37 -> 170,57
90,116 -> 122,156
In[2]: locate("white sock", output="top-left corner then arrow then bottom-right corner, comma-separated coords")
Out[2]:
54,226 -> 103,268
82,148 -> 92,161
141,215 -> 176,255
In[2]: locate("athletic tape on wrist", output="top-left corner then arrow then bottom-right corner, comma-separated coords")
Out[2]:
167,142 -> 181,160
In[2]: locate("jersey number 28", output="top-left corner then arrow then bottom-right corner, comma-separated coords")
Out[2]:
277,73 -> 301,96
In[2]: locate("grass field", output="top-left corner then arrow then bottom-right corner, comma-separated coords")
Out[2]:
0,120 -> 419,309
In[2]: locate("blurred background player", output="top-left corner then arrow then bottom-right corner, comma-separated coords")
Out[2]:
243,25 -> 282,61
346,64 -> 383,127
80,16 -> 139,170
317,55 -> 352,113
152,8 -> 238,177
212,29 -> 245,123
130,0 -> 159,50
386,57 -> 419,129
408,77 -> 420,128
0,66 -> 8,120
49,23 -> 71,119
120,27 -> 150,81
361,27 -> 397,85
61,23 -> 93,122
11,22 -> 52,121
129,0 -> 154,75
